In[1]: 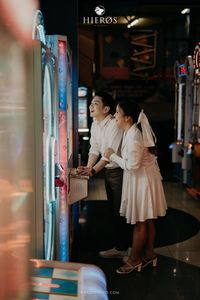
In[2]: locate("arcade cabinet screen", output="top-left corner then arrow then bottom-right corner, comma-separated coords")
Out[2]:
78,99 -> 88,130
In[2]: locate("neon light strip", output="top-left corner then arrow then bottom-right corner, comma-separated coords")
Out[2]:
58,39 -> 69,261
177,83 -> 183,141
195,51 -> 199,69
43,64 -> 54,260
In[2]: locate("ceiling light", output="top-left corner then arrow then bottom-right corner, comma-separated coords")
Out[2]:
127,18 -> 139,28
181,8 -> 190,14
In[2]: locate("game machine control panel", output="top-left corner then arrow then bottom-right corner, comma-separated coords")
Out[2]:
68,168 -> 89,205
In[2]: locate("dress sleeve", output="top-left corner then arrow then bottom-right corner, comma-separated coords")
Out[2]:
110,140 -> 143,170
89,123 -> 100,156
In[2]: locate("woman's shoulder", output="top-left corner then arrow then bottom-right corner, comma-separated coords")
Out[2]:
125,125 -> 143,148
129,125 -> 142,139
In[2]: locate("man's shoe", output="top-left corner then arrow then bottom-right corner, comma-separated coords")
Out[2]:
99,247 -> 126,258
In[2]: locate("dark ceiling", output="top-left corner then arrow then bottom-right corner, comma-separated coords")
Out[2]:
77,0 -> 200,36
39,0 -> 200,34
78,0 -> 200,17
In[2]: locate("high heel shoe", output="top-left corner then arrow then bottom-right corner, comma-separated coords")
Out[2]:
141,256 -> 157,269
116,261 -> 142,274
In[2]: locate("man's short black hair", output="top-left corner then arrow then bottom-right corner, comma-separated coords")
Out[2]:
95,90 -> 116,115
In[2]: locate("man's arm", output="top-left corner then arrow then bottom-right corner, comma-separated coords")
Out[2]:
87,153 -> 99,168
92,159 -> 108,173
78,156 -> 108,176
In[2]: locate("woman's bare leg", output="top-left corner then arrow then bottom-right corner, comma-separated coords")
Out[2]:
129,221 -> 147,264
144,219 -> 156,259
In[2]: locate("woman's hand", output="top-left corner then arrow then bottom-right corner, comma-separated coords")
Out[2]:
104,148 -> 114,159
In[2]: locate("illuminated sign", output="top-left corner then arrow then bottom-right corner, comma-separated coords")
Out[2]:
179,64 -> 186,77
193,42 -> 200,74
174,61 -> 186,81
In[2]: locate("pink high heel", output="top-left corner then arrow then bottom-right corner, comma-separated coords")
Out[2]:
142,256 -> 157,269
116,261 -> 142,274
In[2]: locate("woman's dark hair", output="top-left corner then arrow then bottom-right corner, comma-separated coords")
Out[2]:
95,90 -> 116,115
117,100 -> 141,123
118,100 -> 157,155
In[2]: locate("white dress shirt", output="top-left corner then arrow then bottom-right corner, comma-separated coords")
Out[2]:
89,114 -> 123,169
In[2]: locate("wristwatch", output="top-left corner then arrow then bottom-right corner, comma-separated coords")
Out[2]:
91,168 -> 97,175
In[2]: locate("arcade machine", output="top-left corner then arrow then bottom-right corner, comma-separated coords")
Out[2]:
182,55 -> 194,186
172,58 -> 194,186
31,10 -> 59,260
45,35 -> 71,261
172,60 -> 186,180
190,43 -> 200,194
30,33 -> 108,300
172,48 -> 200,198
66,45 -> 74,168
45,35 -> 90,261
78,86 -> 90,165
32,16 -> 89,262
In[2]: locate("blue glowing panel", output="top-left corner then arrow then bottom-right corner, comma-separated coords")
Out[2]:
51,279 -> 77,295
32,293 -> 49,299
32,267 -> 53,278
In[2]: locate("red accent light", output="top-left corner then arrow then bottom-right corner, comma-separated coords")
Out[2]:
195,51 -> 199,68
58,41 -> 66,55
58,41 -> 65,48
180,65 -> 186,75
55,178 -> 64,187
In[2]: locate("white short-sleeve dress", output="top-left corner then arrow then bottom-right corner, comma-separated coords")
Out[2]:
110,124 -> 167,225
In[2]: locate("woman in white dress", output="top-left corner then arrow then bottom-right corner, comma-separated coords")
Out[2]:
104,100 -> 167,274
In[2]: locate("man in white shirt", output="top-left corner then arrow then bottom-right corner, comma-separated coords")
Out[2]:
78,91 -> 132,258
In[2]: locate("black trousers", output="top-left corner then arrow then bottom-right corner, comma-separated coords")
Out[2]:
104,168 -> 133,250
